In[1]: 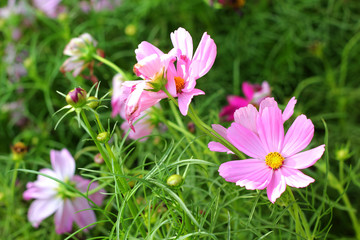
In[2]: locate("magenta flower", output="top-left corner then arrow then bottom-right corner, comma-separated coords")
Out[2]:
23,149 -> 105,234
209,97 -> 325,203
219,81 -> 271,121
60,33 -> 98,77
166,27 -> 217,115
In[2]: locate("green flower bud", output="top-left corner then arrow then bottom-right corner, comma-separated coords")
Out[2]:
97,132 -> 109,143
166,174 -> 184,187
87,96 -> 99,109
66,88 -> 87,108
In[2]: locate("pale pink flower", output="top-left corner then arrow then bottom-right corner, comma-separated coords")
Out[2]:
80,0 -> 121,13
111,73 -> 165,130
33,0 -> 64,18
209,97 -> 325,203
220,81 -> 271,121
60,33 -> 97,77
166,27 -> 217,115
23,149 -> 105,234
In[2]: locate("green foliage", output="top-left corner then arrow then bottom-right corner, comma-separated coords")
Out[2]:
1,0 -> 360,239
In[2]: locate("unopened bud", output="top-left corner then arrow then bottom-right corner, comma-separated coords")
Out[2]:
125,24 -> 137,36
187,122 -> 195,133
166,174 -> 183,187
97,132 -> 109,143
66,88 -> 87,108
11,142 -> 28,161
94,153 -> 104,164
87,96 -> 99,109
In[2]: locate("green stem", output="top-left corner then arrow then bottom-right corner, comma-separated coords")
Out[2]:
162,88 -> 245,159
93,54 -> 128,79
81,111 -> 146,237
4,161 -> 20,235
287,188 -> 312,240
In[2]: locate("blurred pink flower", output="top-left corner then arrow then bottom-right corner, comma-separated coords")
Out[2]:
209,97 -> 325,203
33,0 -> 65,18
23,149 -> 105,234
120,108 -> 157,142
60,33 -> 98,77
166,27 -> 217,115
80,0 -> 121,13
220,81 -> 271,121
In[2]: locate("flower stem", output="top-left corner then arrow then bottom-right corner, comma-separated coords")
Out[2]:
161,87 -> 246,159
287,188 -> 312,240
80,111 -> 146,237
92,54 -> 128,79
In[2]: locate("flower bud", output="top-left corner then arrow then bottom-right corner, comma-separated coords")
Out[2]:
187,122 -> 196,133
66,88 -> 87,108
94,153 -> 104,164
11,142 -> 28,161
87,96 -> 99,109
97,132 -> 109,143
166,174 -> 184,187
125,24 -> 137,36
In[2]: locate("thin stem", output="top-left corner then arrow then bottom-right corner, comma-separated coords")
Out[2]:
93,54 -> 128,79
287,188 -> 312,240
162,88 -> 245,159
81,111 -> 146,237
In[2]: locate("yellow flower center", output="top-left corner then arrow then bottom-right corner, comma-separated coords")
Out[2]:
174,76 -> 185,93
265,152 -> 284,170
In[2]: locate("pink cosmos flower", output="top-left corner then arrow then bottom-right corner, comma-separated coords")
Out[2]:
166,27 -> 217,115
220,81 -> 271,121
111,73 -> 165,131
33,0 -> 65,18
209,97 -> 325,203
60,33 -> 98,77
23,149 -> 105,234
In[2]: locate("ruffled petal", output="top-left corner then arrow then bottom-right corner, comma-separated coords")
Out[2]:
256,106 -> 284,153
178,89 -> 204,115
28,197 -> 62,228
219,159 -> 272,190
208,124 -> 232,153
281,115 -> 314,157
284,145 -> 325,169
135,41 -> 164,61
50,149 -> 75,181
233,104 -> 258,133
170,27 -> 193,60
133,54 -> 163,80
266,170 -> 286,203
259,97 -> 278,113
54,199 -> 75,234
72,175 -> 105,206
282,97 -> 297,122
280,167 -> 314,188
23,184 -> 57,200
192,32 -> 217,78
72,197 -> 97,231
227,122 -> 268,159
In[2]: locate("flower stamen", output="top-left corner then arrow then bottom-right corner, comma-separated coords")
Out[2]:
265,152 -> 284,170
174,76 -> 185,93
